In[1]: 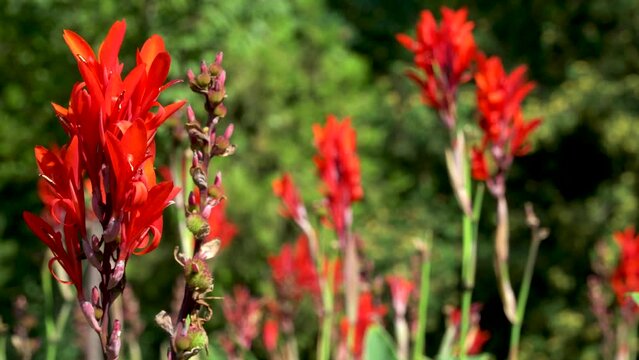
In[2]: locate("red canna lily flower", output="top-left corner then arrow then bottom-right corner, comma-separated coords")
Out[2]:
386,275 -> 415,316
611,227 -> 639,311
262,318 -> 279,353
25,21 -> 182,300
268,235 -> 320,301
23,212 -> 84,296
104,120 -> 180,261
397,7 -> 477,127
313,115 -> 363,239
272,173 -> 306,223
472,56 -> 541,189
53,20 -> 184,208
339,292 -> 387,358
222,286 -> 263,351
447,303 -> 490,355
470,147 -> 489,181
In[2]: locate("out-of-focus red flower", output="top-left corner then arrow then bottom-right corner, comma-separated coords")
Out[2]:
386,275 -> 414,316
470,147 -> 489,181
473,56 -> 541,183
397,7 -> 477,125
611,227 -> 639,310
339,292 -> 387,358
313,115 -> 363,238
222,286 -> 262,351
272,173 -> 306,223
467,329 -> 491,355
446,303 -> 490,355
262,318 -> 279,353
206,199 -> 238,249
269,236 -> 320,301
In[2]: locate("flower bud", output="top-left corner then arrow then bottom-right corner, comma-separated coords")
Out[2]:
92,287 -> 100,306
196,73 -> 211,88
213,103 -> 227,118
108,260 -> 125,289
213,172 -> 223,187
224,124 -> 234,140
175,323 -> 208,353
207,185 -> 224,201
80,301 -> 102,332
107,320 -> 121,360
207,89 -> 225,104
83,235 -> 101,269
188,191 -> 198,212
211,136 -> 230,156
186,214 -> 210,239
215,52 -> 224,65
184,257 -> 213,291
187,105 -> 197,124
209,63 -> 222,76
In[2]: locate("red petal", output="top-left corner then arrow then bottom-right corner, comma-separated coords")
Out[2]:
63,29 -> 96,63
98,20 -> 126,70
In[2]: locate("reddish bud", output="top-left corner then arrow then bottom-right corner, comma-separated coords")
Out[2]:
224,124 -> 234,139
108,260 -> 125,289
187,106 -> 197,124
107,320 -> 121,360
80,301 -> 102,332
213,103 -> 227,118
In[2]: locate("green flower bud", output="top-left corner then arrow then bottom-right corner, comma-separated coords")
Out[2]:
186,214 -> 210,239
184,257 -> 213,291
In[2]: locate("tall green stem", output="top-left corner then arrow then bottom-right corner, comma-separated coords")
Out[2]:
318,259 -> 335,360
42,255 -> 57,360
412,233 -> 432,360
508,204 -> 546,360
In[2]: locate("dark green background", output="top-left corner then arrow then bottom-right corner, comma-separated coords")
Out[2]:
2,0 -> 638,358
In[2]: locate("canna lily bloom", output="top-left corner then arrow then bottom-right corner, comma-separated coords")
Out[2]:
30,137 -> 85,234
386,275 -> 415,316
268,235 -> 320,301
447,303 -> 490,355
222,286 -> 263,351
472,56 -> 541,187
23,213 -> 84,296
272,173 -> 306,223
313,115 -> 363,239
611,227 -> 639,310
397,7 -> 477,127
105,120 -> 180,261
262,318 -> 279,353
54,20 -> 184,203
25,21 -> 182,295
339,292 -> 387,358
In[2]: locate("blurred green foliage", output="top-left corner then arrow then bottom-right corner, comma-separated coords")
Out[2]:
2,0 -> 639,358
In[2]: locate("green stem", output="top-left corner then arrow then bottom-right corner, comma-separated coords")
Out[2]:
0,334 -> 6,360
42,254 -> 57,360
459,152 -> 484,360
508,236 -> 542,360
172,149 -> 193,257
318,260 -> 335,360
412,233 -> 432,360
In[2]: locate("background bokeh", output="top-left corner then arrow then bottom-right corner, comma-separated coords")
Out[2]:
2,0 -> 639,358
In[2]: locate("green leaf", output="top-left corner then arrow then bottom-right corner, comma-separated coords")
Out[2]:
631,292 -> 639,305
363,325 -> 398,360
